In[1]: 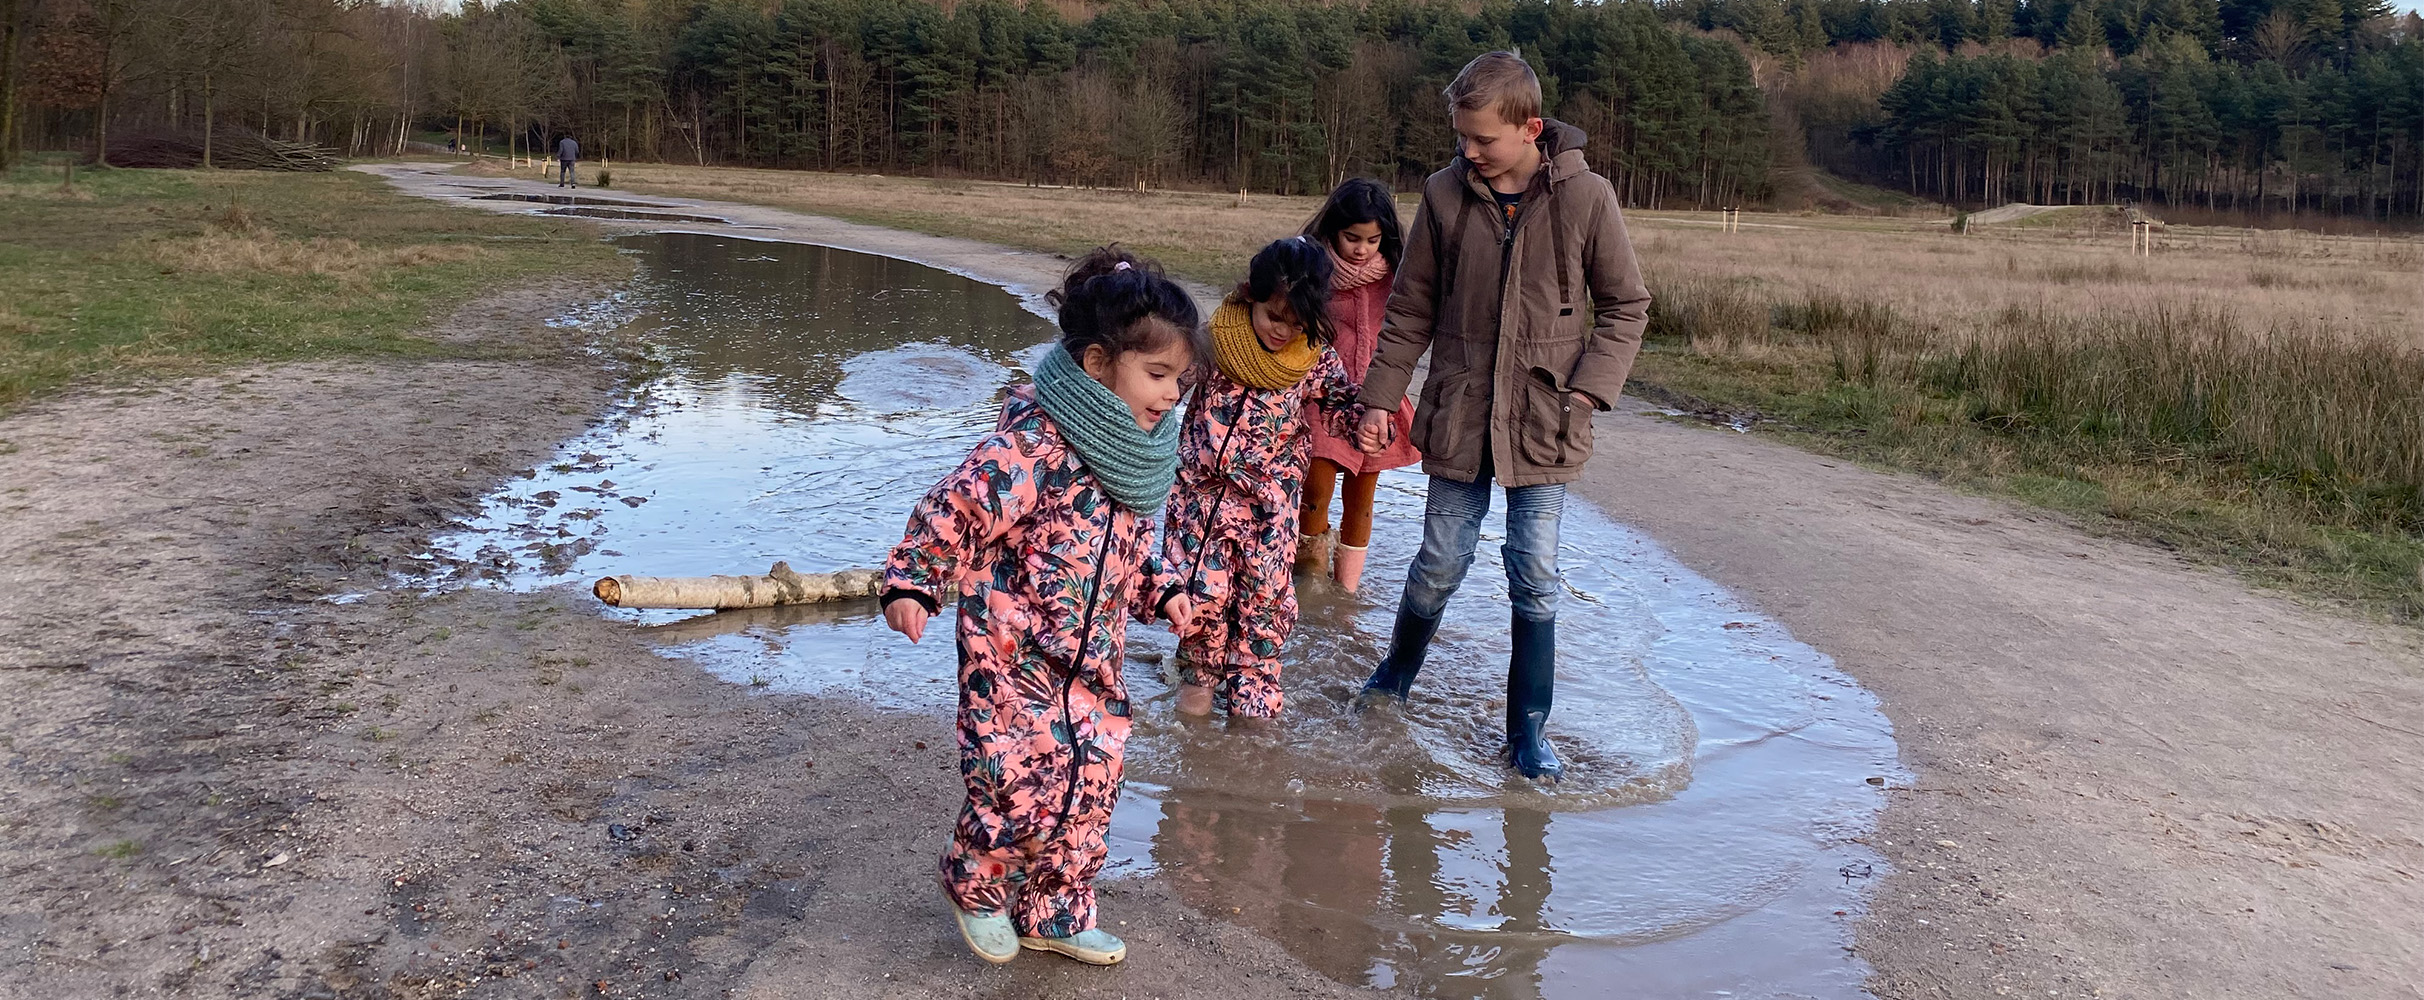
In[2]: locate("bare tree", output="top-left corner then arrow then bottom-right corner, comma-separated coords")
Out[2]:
153,0 -> 265,167
0,0 -> 50,168
1112,72 -> 1184,190
1315,39 -> 1403,188
2249,10 -> 2309,67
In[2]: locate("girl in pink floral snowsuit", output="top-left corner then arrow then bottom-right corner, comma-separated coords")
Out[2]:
883,249 -> 1204,967
1159,238 -> 1364,719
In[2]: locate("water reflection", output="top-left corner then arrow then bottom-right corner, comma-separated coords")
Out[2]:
1116,487 -> 1895,998
419,233 -> 1056,590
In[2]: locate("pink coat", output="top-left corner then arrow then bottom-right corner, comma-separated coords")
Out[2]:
1307,275 -> 1420,473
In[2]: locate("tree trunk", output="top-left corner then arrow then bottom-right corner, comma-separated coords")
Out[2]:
202,72 -> 216,169
96,86 -> 111,166
0,0 -> 23,171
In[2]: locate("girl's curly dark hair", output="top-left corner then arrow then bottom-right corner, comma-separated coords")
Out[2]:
1046,246 -> 1206,366
1233,236 -> 1336,348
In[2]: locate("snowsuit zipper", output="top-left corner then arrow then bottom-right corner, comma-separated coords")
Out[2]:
1056,504 -> 1116,833
1180,379 -> 1243,599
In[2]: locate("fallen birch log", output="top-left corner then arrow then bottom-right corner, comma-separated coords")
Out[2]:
595,561 -> 893,610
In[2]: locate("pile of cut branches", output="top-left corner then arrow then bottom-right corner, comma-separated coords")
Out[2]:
106,127 -> 339,171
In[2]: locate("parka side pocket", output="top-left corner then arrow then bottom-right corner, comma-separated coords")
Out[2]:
1411,370 -> 1480,463
1518,367 -> 1592,468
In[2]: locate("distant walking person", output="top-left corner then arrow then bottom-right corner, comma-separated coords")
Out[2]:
556,135 -> 579,188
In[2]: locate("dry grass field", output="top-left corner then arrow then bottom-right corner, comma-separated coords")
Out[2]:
468,159 -> 2424,617
0,162 -> 624,412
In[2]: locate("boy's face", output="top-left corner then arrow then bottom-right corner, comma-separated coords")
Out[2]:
1452,107 -> 1545,182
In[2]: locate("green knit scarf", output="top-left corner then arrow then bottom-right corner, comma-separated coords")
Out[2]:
1031,343 -> 1180,512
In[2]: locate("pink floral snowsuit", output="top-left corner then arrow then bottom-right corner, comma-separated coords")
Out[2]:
1159,332 -> 1363,717
885,386 -> 1168,938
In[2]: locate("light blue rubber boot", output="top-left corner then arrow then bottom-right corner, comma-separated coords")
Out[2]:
948,894 -> 1019,964
1018,927 -> 1127,965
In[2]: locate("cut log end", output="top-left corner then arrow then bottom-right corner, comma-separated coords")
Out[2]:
594,576 -> 624,606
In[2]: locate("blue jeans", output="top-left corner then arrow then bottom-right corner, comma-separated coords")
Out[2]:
1398,461 -> 1566,624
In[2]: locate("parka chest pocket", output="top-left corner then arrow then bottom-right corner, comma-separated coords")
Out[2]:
1517,366 -> 1594,468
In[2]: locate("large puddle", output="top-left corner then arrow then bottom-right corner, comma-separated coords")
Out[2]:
425,233 -> 1899,998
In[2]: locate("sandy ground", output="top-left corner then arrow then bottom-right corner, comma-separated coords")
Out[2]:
7,165 -> 2422,998
1578,417 -> 2424,1000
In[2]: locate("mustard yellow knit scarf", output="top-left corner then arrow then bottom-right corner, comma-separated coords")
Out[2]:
1210,301 -> 1318,390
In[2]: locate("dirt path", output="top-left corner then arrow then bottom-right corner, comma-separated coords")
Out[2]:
0,279 -> 1356,999
1578,414 -> 2424,999
10,166 -> 2421,999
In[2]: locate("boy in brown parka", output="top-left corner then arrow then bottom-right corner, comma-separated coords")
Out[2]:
1353,50 -> 1652,781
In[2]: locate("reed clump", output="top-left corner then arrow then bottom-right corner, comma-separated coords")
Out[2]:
1639,283 -> 2424,616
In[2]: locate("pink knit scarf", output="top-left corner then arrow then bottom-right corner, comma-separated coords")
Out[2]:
1329,248 -> 1390,291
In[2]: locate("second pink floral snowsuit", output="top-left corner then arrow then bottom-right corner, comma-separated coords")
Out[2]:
885,386 -> 1168,938
1159,307 -> 1363,717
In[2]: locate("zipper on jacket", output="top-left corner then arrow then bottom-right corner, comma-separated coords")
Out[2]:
1056,504 -> 1117,834
1487,174 -> 1536,477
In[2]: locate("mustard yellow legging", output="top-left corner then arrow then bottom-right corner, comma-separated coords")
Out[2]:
1299,458 -> 1377,548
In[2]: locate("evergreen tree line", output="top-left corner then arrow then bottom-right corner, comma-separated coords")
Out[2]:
1671,0 -> 2415,59
517,0 -> 1774,206
3,0 -> 1771,209
6,0 -> 2415,217
1685,0 -> 2424,217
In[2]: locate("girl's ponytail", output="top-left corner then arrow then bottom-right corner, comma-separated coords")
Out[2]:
1048,246 -> 1205,366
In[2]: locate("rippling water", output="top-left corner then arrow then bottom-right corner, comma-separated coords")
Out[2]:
425,232 -> 1900,999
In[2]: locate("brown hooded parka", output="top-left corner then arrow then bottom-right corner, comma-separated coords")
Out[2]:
1356,119 -> 1653,488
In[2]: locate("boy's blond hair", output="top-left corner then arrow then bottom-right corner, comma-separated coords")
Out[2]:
1443,50 -> 1541,126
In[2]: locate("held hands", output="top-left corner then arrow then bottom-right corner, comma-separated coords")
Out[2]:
883,596 -> 929,644
1163,594 -> 1196,636
1356,408 -> 1394,455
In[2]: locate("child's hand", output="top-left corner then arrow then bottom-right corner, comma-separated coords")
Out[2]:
884,597 -> 929,644
1164,594 -> 1196,635
1356,409 -> 1393,454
